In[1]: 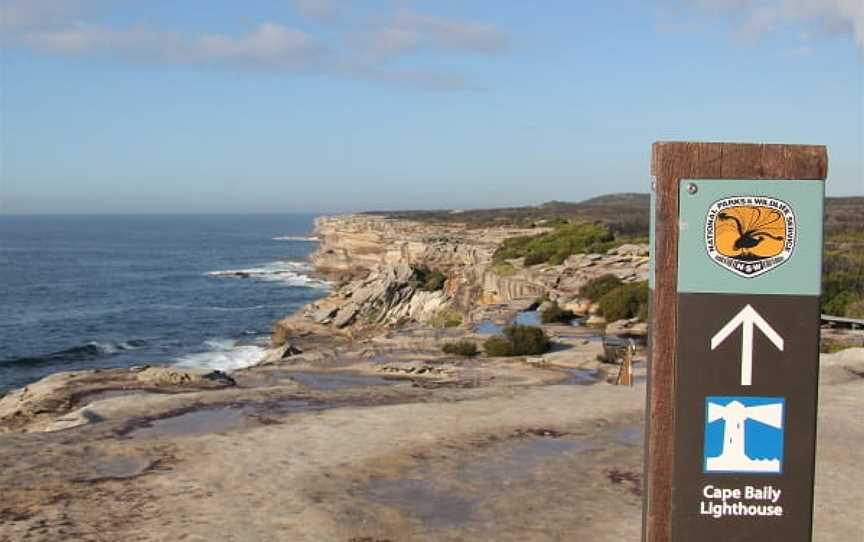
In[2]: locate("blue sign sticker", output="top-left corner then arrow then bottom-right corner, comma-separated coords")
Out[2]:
703,396 -> 785,474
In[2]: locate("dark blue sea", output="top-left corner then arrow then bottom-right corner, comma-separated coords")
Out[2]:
0,215 -> 327,393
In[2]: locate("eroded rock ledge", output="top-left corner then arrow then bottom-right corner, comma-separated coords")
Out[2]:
279,214 -> 649,336
0,366 -> 235,432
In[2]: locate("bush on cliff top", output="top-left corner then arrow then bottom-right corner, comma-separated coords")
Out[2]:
822,248 -> 864,316
493,222 -> 616,267
410,265 -> 447,292
578,274 -> 623,302
442,340 -> 479,357
598,281 -> 649,322
483,325 -> 551,357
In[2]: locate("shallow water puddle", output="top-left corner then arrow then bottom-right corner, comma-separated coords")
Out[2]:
77,388 -> 171,405
360,434 -> 603,528
125,399 -> 324,439
514,310 -> 541,326
558,368 -> 603,385
286,371 -> 405,390
362,478 -> 478,528
128,406 -> 254,439
78,454 -> 155,482
474,320 -> 505,335
608,425 -> 643,447
457,436 -> 602,485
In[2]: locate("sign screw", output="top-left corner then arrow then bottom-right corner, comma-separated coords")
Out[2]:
687,182 -> 698,195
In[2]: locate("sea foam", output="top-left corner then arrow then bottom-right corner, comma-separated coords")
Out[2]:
173,339 -> 268,372
206,260 -> 328,289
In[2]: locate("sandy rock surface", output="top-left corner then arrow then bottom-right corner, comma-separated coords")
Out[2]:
0,346 -> 860,542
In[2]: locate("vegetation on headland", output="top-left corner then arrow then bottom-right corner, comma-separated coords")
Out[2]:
822,232 -> 864,317
483,325 -> 552,357
493,222 -> 621,267
368,194 -> 651,231
442,340 -> 479,357
578,274 -> 623,301
598,281 -> 649,322
579,275 -> 649,322
377,194 -> 864,318
410,265 -> 447,292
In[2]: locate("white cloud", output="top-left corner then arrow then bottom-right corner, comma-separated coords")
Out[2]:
1,2 -> 508,89
19,23 -> 327,69
195,24 -> 325,65
682,0 -> 864,48
364,10 -> 508,57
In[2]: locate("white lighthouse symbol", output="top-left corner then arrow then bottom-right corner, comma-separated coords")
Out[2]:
704,397 -> 785,473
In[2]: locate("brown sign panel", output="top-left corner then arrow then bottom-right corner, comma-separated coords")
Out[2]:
671,293 -> 821,541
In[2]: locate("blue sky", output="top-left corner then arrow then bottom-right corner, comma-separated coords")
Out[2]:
1,0 -> 862,214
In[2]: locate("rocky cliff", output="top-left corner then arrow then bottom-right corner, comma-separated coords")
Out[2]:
278,214 -> 649,339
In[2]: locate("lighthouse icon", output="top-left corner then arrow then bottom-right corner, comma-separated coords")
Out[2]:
703,396 -> 785,474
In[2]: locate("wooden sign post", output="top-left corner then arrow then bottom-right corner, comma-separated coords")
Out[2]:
642,142 -> 828,542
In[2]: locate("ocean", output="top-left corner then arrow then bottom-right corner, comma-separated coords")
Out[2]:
0,214 -> 327,393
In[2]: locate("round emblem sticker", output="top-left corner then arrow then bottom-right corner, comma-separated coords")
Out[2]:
705,196 -> 796,278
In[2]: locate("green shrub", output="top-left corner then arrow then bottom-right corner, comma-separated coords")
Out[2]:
821,249 -> 864,316
540,301 -> 576,324
430,307 -> 462,328
483,325 -> 551,357
579,274 -> 623,301
442,340 -> 479,357
493,222 -> 616,267
409,265 -> 447,292
424,271 -> 446,291
523,251 -> 552,266
598,281 -> 649,322
483,336 -> 515,357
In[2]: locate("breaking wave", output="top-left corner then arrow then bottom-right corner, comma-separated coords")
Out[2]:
173,339 -> 267,372
206,260 -> 328,289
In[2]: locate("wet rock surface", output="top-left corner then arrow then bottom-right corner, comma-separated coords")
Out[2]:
0,366 -> 236,432
0,345 -> 860,541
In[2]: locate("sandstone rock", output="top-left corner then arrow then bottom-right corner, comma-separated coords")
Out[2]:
585,315 -> 606,326
563,298 -> 591,315
601,316 -> 648,341
312,306 -> 337,324
332,303 -> 360,328
607,244 -> 649,257
0,366 -> 236,431
291,214 -> 651,339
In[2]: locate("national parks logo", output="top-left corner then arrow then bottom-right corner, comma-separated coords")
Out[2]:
705,196 -> 796,278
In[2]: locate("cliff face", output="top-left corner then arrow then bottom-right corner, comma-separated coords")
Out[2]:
287,214 -> 648,333
310,215 -> 554,311
311,215 -> 530,277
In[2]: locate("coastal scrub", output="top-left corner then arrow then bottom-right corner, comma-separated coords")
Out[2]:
493,222 -> 617,267
598,281 -> 649,322
442,341 -> 479,357
483,325 -> 551,357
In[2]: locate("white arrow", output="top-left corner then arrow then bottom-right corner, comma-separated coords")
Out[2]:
710,305 -> 784,386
